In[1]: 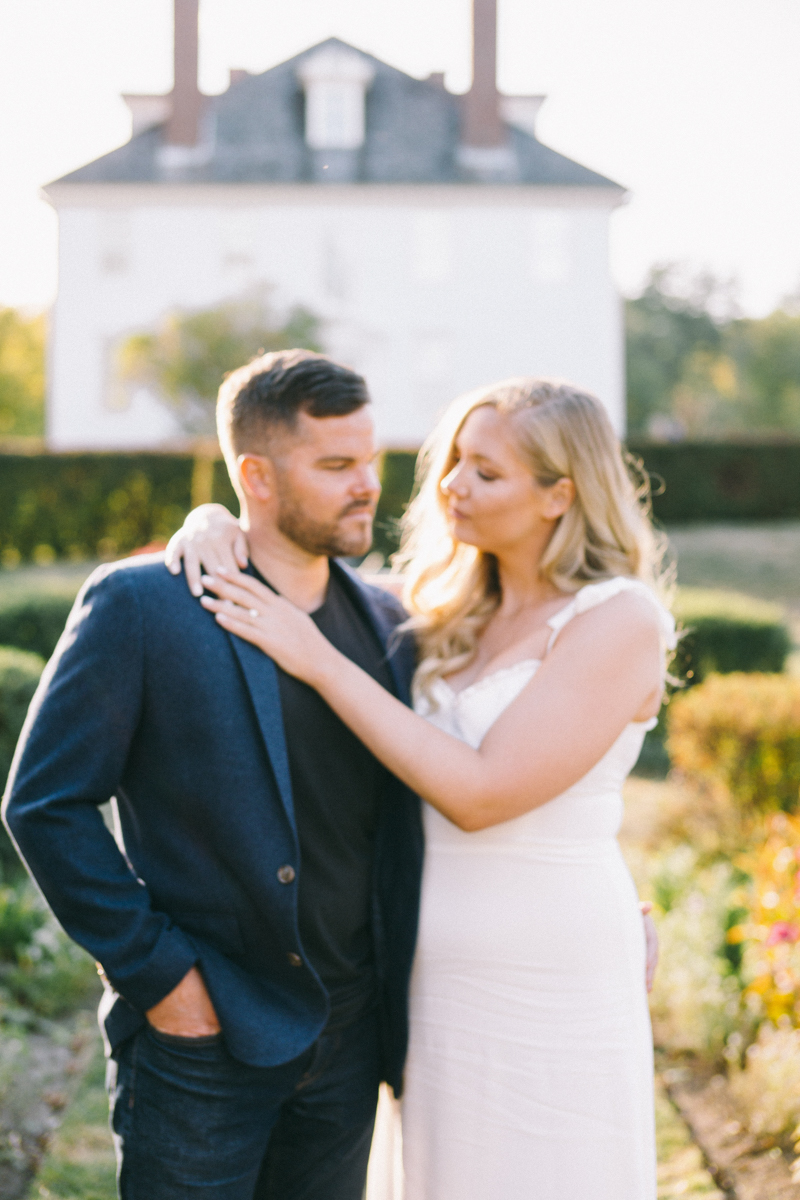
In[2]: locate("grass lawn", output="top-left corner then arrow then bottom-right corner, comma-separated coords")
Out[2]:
666,520 -> 800,611
2,518 -> 800,606
0,562 -> 98,603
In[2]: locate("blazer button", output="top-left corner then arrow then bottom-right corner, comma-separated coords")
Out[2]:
277,865 -> 296,884
287,952 -> 303,967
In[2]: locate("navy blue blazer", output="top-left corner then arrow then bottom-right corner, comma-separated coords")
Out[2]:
2,555 -> 423,1092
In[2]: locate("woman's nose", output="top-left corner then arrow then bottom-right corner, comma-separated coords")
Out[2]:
441,467 -> 467,497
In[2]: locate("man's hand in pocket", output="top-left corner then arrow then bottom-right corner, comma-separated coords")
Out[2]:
146,966 -> 221,1037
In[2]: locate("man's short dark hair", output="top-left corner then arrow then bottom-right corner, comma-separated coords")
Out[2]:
217,349 -> 370,460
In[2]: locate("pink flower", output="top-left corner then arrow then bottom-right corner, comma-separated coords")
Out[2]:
766,921 -> 800,947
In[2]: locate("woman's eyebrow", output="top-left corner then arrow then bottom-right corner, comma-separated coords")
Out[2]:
454,444 -> 501,467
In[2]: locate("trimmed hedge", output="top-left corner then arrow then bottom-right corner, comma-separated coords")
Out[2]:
636,588 -> 791,777
373,451 -> 418,559
626,587 -> 791,779
673,589 -> 791,686
372,443 -> 800,550
0,448 -> 413,566
627,440 -> 800,523
0,453 -> 237,564
667,673 -> 800,814
0,647 -> 44,880
0,592 -> 77,660
2,441 -> 800,568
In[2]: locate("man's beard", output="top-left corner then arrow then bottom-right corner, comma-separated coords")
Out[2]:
277,490 -> 375,558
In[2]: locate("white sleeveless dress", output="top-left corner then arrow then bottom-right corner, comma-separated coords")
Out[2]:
367,577 -> 677,1200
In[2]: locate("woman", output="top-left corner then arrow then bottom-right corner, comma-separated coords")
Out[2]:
169,378 -> 675,1198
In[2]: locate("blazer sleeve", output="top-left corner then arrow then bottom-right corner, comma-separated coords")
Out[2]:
1,565 -> 197,1013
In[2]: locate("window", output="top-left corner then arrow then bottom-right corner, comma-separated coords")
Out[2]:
98,210 -> 132,275
298,47 -> 375,151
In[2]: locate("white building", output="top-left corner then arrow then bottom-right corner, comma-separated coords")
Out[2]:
44,0 -> 626,451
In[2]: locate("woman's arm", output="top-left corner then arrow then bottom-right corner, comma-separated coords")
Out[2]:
201,571 -> 663,831
165,504 -> 248,597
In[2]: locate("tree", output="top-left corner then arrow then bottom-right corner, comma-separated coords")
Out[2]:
118,290 -> 323,439
119,290 -> 323,506
726,311 -> 800,434
626,268 -> 800,439
625,267 -> 723,435
0,309 -> 46,438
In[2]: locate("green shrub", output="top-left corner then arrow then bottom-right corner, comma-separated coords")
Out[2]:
0,452 -> 238,564
0,883 -> 47,963
729,1023 -> 800,1140
644,846 -> 744,1058
375,445 -> 800,534
373,450 -> 418,559
628,440 -> 800,522
0,592 -> 75,659
667,673 -> 800,814
636,588 -> 790,779
0,646 -> 44,880
0,927 -> 98,1019
3,442 -> 800,565
674,588 -> 791,685
0,881 -> 97,1020
0,645 -> 44,784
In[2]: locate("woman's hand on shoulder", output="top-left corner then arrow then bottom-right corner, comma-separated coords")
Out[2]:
165,504 -> 248,597
199,570 -> 335,685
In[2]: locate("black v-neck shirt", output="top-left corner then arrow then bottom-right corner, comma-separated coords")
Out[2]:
251,563 -> 396,1022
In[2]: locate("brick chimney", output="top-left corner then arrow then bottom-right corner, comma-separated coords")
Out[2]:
462,0 -> 504,148
166,0 -> 202,147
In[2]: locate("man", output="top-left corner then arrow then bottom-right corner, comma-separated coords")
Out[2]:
3,350 -> 423,1199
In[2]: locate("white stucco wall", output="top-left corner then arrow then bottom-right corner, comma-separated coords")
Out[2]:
45,183 -> 624,451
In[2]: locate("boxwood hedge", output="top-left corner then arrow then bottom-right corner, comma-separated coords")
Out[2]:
0,593 -> 77,660
0,647 -> 44,880
2,442 -> 800,567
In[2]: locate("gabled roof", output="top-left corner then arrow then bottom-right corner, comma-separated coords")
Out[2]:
52,38 -> 622,189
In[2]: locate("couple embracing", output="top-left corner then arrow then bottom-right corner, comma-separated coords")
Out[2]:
3,348 -> 674,1199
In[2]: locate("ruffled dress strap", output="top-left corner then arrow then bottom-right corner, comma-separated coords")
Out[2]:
544,576 -> 677,655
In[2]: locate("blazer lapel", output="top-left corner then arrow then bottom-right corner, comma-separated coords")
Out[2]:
226,561 -> 412,830
227,634 -> 295,828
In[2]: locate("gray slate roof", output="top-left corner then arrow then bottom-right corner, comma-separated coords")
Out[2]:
53,38 -> 621,189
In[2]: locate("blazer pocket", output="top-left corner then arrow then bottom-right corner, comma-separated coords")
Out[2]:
171,910 -> 246,959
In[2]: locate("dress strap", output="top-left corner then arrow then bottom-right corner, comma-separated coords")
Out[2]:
544,577 -> 677,655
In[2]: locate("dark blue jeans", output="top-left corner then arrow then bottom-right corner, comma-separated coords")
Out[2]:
108,1006 -> 381,1200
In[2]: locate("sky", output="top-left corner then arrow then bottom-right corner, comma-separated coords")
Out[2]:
1,0 -> 799,317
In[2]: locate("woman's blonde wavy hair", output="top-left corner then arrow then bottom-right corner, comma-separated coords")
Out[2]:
393,377 -> 670,700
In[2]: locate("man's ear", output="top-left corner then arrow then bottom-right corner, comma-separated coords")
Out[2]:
237,454 -> 276,503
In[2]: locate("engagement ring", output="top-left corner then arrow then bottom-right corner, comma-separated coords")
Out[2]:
249,609 -> 259,618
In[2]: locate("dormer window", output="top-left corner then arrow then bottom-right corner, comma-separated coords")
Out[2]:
297,46 -> 375,150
